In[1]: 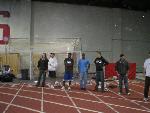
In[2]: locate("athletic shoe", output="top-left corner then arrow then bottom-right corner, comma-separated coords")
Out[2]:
144,98 -> 148,102
51,85 -> 54,89
118,92 -> 122,95
104,88 -> 109,91
61,86 -> 65,90
68,87 -> 71,90
127,92 -> 131,95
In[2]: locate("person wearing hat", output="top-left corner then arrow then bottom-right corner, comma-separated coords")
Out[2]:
61,53 -> 74,90
115,54 -> 130,95
48,53 -> 58,78
143,52 -> 150,101
94,51 -> 109,92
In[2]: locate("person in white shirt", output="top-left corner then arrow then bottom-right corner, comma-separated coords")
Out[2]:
143,52 -> 150,101
48,53 -> 58,78
3,65 -> 11,75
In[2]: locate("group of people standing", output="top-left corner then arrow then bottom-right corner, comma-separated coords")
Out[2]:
35,51 -> 131,96
36,53 -> 57,87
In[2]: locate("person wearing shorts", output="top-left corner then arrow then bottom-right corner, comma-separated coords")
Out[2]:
62,53 -> 74,90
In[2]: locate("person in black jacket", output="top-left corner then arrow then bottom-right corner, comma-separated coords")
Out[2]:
36,53 -> 48,87
94,51 -> 109,92
61,53 -> 74,90
115,54 -> 130,95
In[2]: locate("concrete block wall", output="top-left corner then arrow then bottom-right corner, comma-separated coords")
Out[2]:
0,0 -> 150,75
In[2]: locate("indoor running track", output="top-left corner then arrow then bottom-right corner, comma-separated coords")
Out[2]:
0,81 -> 150,113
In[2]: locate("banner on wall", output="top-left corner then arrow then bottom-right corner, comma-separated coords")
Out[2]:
0,11 -> 10,44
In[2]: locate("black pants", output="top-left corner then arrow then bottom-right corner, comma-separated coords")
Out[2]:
37,70 -> 46,86
119,74 -> 129,93
144,76 -> 150,98
49,71 -> 56,78
1,74 -> 13,82
95,71 -> 104,92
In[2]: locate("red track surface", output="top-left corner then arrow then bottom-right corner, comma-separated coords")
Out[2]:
0,81 -> 150,113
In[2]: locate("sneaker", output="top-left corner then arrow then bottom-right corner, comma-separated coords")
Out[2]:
61,86 -> 65,90
51,85 -> 54,89
127,92 -> 131,95
68,87 -> 71,90
144,98 -> 148,102
105,88 -> 109,91
118,92 -> 122,95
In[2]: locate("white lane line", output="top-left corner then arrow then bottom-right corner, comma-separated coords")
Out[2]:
0,101 -> 41,113
0,81 -> 148,101
1,94 -> 150,113
44,100 -> 102,113
108,88 -> 150,111
3,88 -> 150,107
1,82 -> 150,111
1,83 -> 150,104
113,81 -> 150,110
130,88 -> 143,95
0,86 -> 129,101
108,103 -> 150,113
129,81 -> 144,88
0,92 -> 101,113
3,83 -> 25,113
1,84 -> 90,95
0,87 -> 150,113
130,83 -> 144,88
41,87 -> 44,113
0,83 -> 6,88
64,89 -> 81,113
129,82 -> 150,96
44,86 -> 90,95
88,90 -> 119,113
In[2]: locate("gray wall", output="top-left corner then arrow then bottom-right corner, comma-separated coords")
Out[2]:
0,0 -> 31,39
0,0 -> 31,69
1,0 -> 150,74
33,2 -> 150,71
122,10 -> 150,67
33,3 -> 112,52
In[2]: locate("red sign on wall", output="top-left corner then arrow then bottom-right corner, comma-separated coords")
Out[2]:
0,11 -> 10,44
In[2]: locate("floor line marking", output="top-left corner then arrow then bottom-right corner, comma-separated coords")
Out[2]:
0,84 -> 150,104
129,82 -> 144,88
88,90 -> 119,113
0,101 -> 41,113
44,100 -> 102,113
3,83 -> 25,113
130,88 -> 144,95
0,88 -> 150,113
1,96 -> 150,113
108,83 -> 150,111
0,83 -> 6,88
108,103 -> 150,112
0,81 -> 149,102
1,82 -> 150,111
2,89 -> 150,112
64,89 -> 81,113
41,87 -> 44,112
